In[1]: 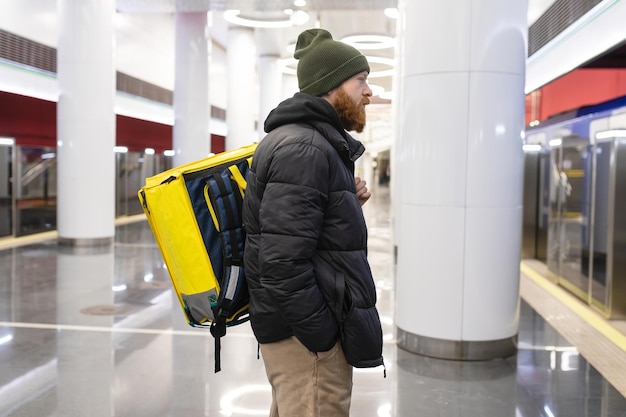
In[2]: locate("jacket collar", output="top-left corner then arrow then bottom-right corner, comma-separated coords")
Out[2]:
264,92 -> 365,162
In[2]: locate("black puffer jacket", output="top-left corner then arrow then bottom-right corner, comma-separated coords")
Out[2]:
242,93 -> 383,368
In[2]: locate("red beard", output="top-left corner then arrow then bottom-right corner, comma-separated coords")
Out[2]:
333,88 -> 369,133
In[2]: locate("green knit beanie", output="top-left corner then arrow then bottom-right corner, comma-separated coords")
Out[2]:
294,28 -> 370,96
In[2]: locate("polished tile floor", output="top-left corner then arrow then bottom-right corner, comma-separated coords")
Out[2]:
1,185 -> 625,417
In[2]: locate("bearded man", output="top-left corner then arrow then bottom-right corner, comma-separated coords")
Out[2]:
242,28 -> 384,417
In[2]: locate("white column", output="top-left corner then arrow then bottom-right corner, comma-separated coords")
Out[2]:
57,0 -> 115,246
257,55 -> 282,140
394,0 -> 527,359
358,150 -> 375,192
226,26 -> 256,150
390,9 -> 406,250
173,12 -> 210,166
256,29 -> 283,141
282,74 -> 299,99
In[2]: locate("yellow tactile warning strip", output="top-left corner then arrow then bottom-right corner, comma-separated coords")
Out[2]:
0,214 -> 146,251
520,261 -> 626,352
0,230 -> 58,251
520,259 -> 626,397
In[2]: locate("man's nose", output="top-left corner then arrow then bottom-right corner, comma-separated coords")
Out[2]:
364,83 -> 373,97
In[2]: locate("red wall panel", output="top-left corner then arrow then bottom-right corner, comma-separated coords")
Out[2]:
0,91 -> 56,147
211,134 -> 225,154
526,68 -> 626,124
0,90 -> 225,155
116,114 -> 171,152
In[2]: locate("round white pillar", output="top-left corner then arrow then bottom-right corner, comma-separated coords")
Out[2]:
173,12 -> 210,166
394,0 -> 528,360
358,150 -> 375,193
282,74 -> 299,99
257,53 -> 282,141
257,28 -> 283,142
57,0 -> 115,246
226,26 -> 256,150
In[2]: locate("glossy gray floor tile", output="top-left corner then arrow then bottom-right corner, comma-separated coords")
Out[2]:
0,185 -> 625,416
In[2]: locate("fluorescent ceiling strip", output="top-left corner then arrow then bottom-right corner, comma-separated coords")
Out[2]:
596,129 -> 626,139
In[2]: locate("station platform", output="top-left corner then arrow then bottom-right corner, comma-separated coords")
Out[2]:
0,185 -> 625,416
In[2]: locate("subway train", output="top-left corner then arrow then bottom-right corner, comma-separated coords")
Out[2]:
522,94 -> 626,319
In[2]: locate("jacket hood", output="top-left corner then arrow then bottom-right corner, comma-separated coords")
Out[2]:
264,92 -> 365,162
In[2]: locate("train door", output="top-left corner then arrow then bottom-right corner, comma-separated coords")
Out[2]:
521,132 -> 550,262
589,138 -> 611,313
115,149 -> 168,218
536,148 -> 551,261
588,132 -> 626,318
0,138 -> 13,238
521,149 -> 540,259
546,134 -> 593,297
521,143 -> 551,261
115,149 -> 144,217
546,128 -> 626,318
15,146 -> 57,236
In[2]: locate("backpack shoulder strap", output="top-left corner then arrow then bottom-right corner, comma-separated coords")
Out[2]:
205,162 -> 249,372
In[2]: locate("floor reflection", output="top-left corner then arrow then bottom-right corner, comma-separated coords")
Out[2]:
0,185 -> 625,416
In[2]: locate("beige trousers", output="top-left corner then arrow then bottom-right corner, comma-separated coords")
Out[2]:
259,336 -> 353,417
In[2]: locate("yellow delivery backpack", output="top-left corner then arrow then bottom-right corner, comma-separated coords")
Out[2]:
138,142 -> 258,372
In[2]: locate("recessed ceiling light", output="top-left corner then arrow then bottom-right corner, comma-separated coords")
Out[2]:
384,8 -> 399,19
278,57 -> 298,75
342,34 -> 396,50
223,9 -> 309,28
288,9 -> 310,26
365,56 -> 395,78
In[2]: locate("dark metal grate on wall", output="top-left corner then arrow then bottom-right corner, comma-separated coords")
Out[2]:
528,0 -> 603,57
0,28 -> 174,105
0,28 -> 225,120
0,29 -> 56,74
117,72 -> 173,105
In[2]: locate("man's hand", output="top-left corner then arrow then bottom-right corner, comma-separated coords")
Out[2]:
355,176 -> 371,206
